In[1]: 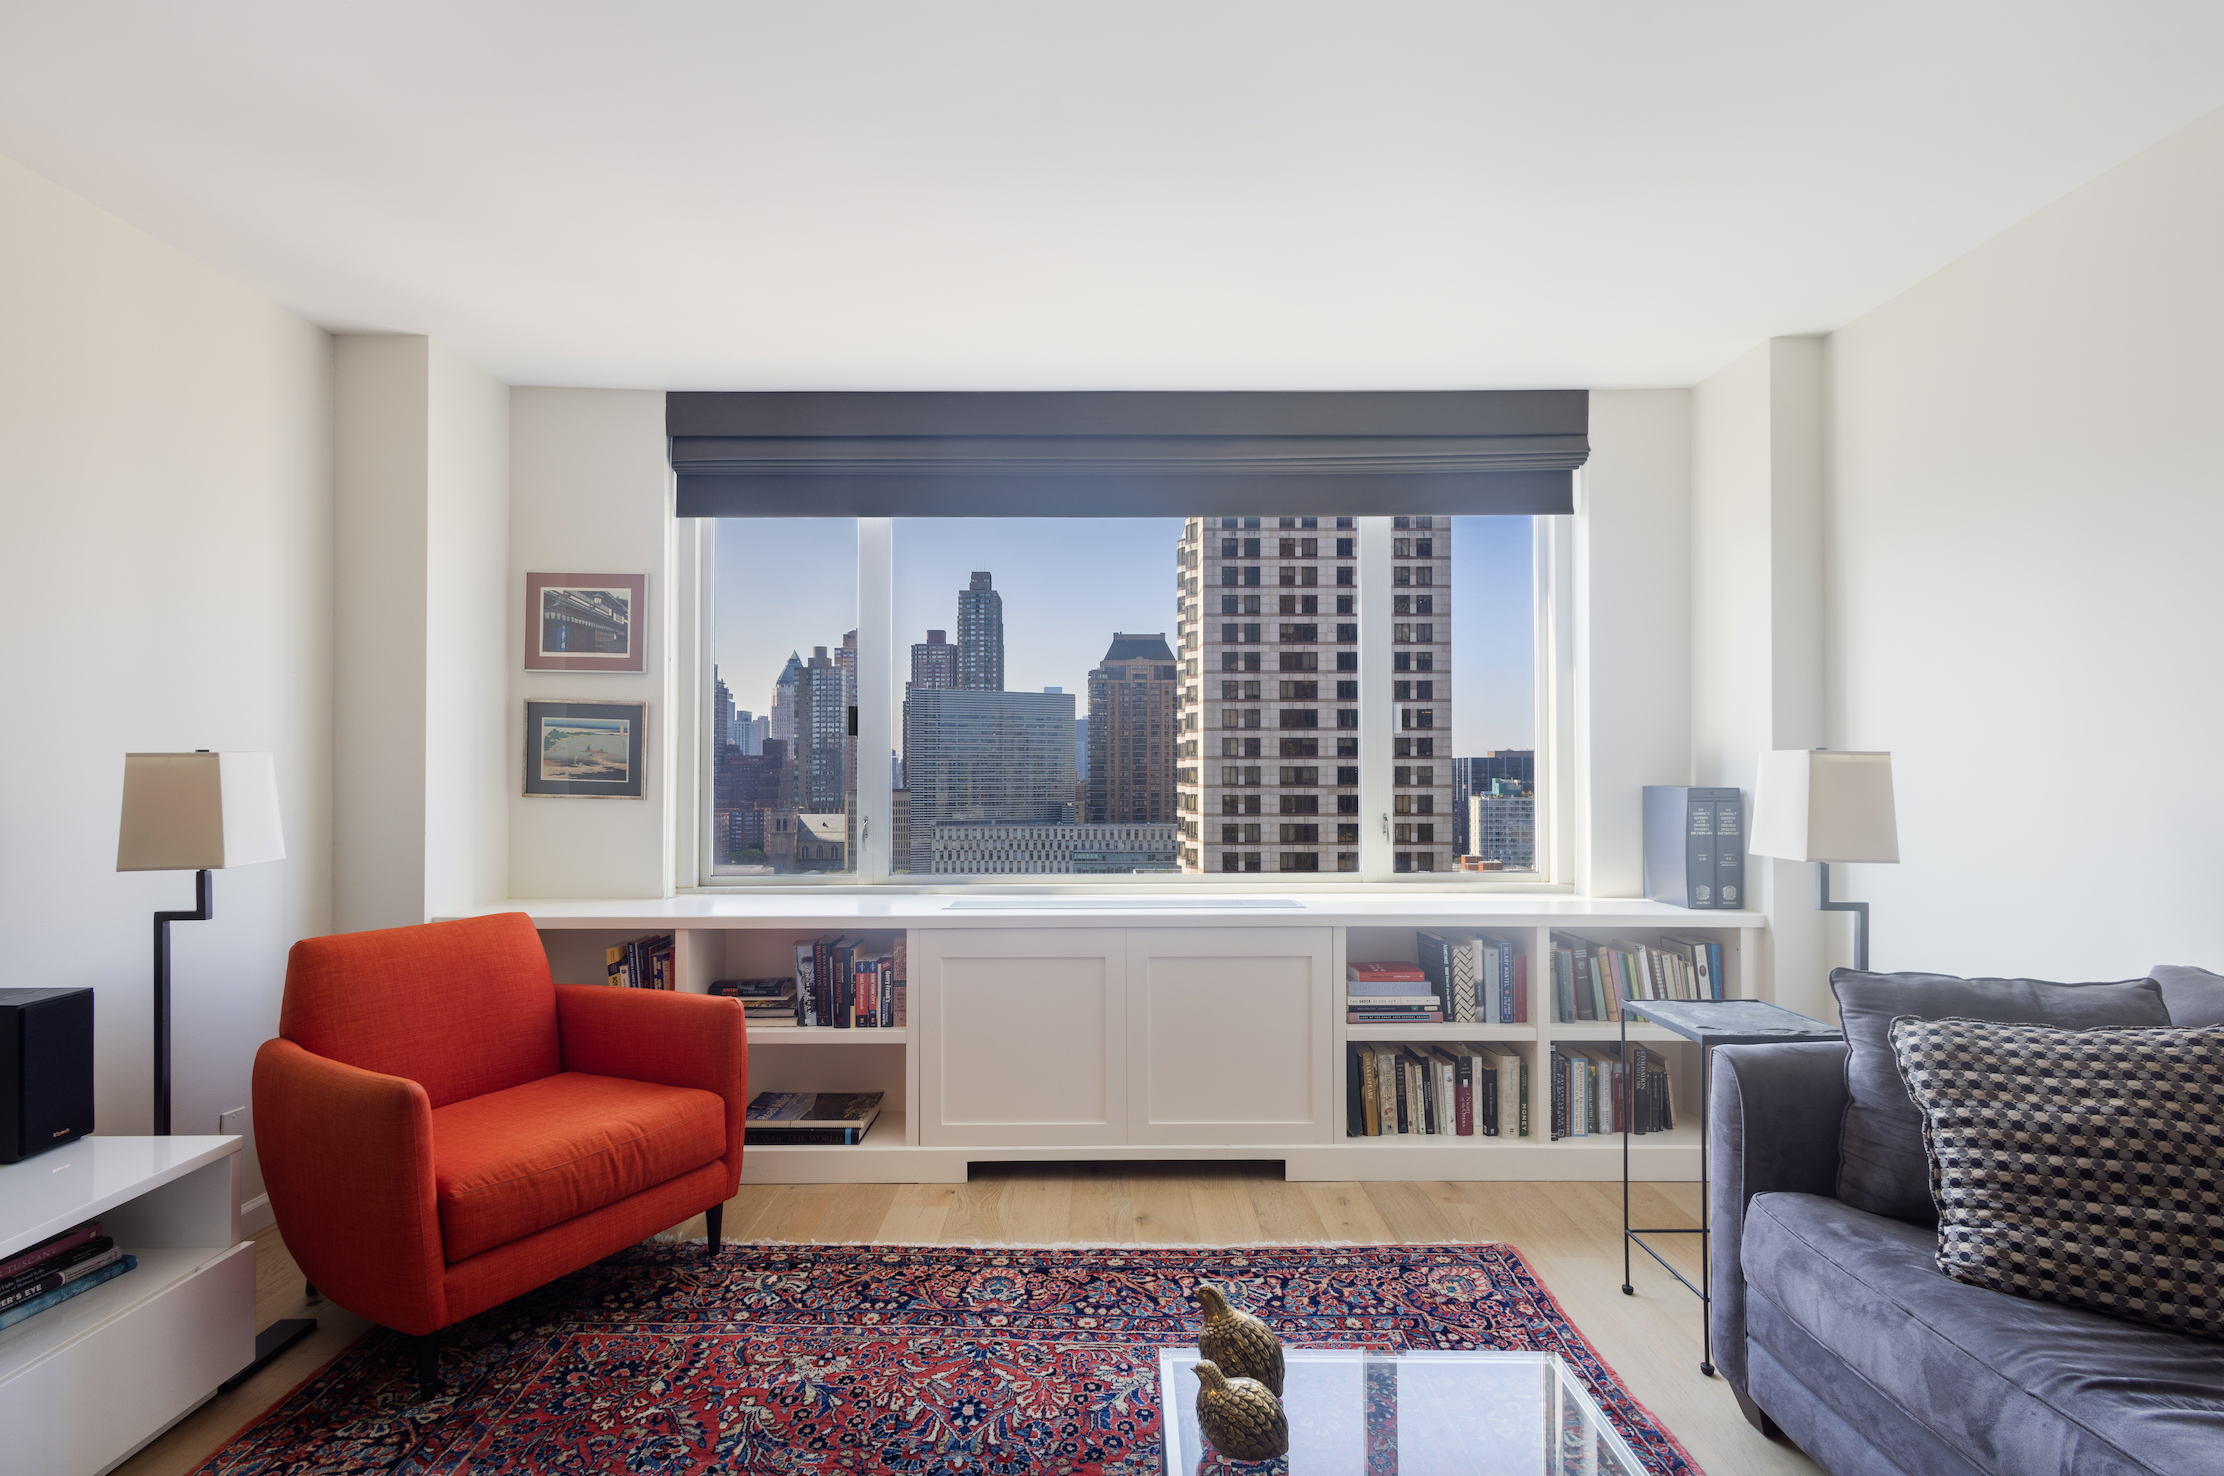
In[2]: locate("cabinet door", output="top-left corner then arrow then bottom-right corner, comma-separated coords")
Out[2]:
915,928 -> 1127,1147
1125,927 -> 1333,1145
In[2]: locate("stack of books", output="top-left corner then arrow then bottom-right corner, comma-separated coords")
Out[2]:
0,1219 -> 135,1331
1346,960 -> 1442,1023
743,1091 -> 884,1146
1346,1042 -> 1527,1137
711,977 -> 799,1028
605,933 -> 676,990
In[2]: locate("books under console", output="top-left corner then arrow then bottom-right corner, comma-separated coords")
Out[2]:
744,1091 -> 884,1146
1345,1042 -> 1530,1139
1548,932 -> 1724,1023
0,1216 -> 136,1331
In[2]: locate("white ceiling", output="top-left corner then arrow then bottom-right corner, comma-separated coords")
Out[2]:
4,2 -> 2221,389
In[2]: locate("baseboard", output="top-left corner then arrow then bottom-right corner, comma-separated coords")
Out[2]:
240,1193 -> 274,1236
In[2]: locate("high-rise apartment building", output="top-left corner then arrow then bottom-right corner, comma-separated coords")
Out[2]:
1174,514 -> 1453,874
792,645 -> 849,814
713,668 -> 736,753
1451,751 -> 1535,857
910,629 -> 958,690
901,688 -> 1075,873
768,651 -> 802,745
1086,633 -> 1180,824
956,571 -> 1004,690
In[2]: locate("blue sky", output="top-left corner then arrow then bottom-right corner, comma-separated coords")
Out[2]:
713,516 -> 1535,751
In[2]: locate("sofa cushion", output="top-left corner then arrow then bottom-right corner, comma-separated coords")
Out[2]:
1830,969 -> 2168,1224
1891,1016 -> 2224,1338
433,1071 -> 726,1261
1744,1191 -> 2224,1476
2150,965 -> 2224,1027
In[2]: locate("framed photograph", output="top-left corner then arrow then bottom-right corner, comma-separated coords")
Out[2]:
526,572 -> 646,672
524,700 -> 646,798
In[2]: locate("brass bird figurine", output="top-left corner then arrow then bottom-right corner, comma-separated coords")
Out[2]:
1193,1282 -> 1284,1397
1193,1360 -> 1289,1462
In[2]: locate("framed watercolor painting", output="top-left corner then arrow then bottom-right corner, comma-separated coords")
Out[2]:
526,572 -> 646,672
523,700 -> 646,798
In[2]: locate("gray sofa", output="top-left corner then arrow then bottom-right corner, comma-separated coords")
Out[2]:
1708,966 -> 2224,1476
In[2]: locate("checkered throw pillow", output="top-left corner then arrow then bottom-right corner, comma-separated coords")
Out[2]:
1889,1015 -> 2224,1338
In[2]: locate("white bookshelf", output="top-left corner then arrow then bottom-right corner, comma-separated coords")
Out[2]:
494,894 -> 1763,1184
0,1136 -> 254,1475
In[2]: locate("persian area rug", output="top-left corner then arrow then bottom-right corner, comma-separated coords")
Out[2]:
198,1242 -> 1700,1475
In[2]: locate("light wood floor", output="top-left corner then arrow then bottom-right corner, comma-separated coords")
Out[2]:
120,1168 -> 1819,1476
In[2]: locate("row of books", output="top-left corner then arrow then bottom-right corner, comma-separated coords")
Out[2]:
606,933 -> 676,990
719,936 -> 909,1029
1548,1044 -> 1678,1139
0,1218 -> 136,1332
744,1091 -> 884,1146
1348,932 -> 1533,1025
1550,932 -> 1724,1023
1346,1042 -> 1530,1138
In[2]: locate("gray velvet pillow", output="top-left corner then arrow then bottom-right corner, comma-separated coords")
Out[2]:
1830,968 -> 2170,1225
2150,964 -> 2224,1027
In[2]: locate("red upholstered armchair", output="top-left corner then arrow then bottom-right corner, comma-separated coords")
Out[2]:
252,912 -> 746,1388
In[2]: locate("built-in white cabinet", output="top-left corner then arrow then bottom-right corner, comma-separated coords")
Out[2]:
915,928 -> 1128,1148
518,898 -> 1765,1183
1125,927 -> 1333,1145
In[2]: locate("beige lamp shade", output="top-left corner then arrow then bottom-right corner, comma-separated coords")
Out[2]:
1748,749 -> 1899,863
116,752 -> 287,871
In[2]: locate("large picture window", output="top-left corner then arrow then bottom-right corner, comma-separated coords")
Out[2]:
705,513 -> 1553,884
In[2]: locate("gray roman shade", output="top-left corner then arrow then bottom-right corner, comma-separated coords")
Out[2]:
668,390 -> 1586,518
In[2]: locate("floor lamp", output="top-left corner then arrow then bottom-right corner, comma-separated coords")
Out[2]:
116,751 -> 315,1382
1748,749 -> 1899,972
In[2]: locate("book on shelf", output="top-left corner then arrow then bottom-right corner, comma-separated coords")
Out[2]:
1643,785 -> 1743,909
0,1216 -> 135,1332
0,1220 -> 103,1285
1347,961 -> 1430,995
605,933 -> 676,990
1347,1007 -> 1444,1023
781,937 -> 904,1028
743,1091 -> 884,1146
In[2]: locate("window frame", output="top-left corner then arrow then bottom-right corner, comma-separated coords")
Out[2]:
687,513 -> 1571,892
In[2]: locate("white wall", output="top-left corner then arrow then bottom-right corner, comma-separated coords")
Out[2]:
333,335 -> 511,929
1823,105 -> 2224,982
1576,389 -> 1693,897
508,389 -> 671,899
0,152 -> 332,1199
1690,337 -> 1830,1018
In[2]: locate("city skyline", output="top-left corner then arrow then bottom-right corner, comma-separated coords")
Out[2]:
713,516 -> 1537,750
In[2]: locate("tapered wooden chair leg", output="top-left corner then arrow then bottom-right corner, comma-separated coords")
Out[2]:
706,1204 -> 724,1257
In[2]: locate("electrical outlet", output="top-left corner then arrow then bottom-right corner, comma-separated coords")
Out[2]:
218,1106 -> 250,1136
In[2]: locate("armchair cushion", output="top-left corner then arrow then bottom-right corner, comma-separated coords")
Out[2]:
433,1072 -> 727,1261
281,913 -> 561,1108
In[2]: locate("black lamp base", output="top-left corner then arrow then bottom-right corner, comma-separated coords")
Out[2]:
218,1317 -> 318,1394
1816,862 -> 1871,972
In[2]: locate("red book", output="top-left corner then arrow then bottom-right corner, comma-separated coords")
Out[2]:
0,1222 -> 101,1284
1349,961 -> 1427,980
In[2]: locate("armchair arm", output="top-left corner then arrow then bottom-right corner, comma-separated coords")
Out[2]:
555,986 -> 748,1188
1708,1040 -> 1849,1395
251,1038 -> 446,1334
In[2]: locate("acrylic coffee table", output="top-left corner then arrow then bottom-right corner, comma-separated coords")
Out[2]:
1157,1347 -> 1646,1474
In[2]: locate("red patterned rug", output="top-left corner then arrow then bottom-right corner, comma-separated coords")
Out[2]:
198,1242 -> 1699,1475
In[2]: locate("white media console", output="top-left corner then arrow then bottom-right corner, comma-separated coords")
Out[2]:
0,1135 -> 254,1475
485,893 -> 1767,1185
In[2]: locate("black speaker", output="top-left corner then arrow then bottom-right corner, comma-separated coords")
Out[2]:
0,987 -> 95,1162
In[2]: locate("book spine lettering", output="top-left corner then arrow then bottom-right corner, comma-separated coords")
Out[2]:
1454,1054 -> 1474,1136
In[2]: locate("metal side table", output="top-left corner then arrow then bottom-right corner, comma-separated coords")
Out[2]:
1618,998 -> 1841,1377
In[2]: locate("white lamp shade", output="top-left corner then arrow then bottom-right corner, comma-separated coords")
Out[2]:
1748,749 -> 1899,863
116,752 -> 287,872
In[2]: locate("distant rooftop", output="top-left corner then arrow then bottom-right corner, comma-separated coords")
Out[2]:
1101,632 -> 1175,663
